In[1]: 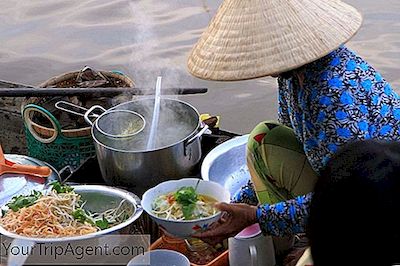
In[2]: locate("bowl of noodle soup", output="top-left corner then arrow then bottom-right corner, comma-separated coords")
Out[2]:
142,178 -> 230,238
0,185 -> 142,242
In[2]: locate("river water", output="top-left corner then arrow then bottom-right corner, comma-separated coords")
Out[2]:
0,0 -> 399,134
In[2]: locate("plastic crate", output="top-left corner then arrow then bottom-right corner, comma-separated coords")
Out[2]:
150,235 -> 229,266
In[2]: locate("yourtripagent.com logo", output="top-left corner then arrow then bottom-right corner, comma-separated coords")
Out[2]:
0,235 -> 150,265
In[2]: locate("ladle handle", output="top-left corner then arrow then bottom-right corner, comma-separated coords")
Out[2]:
0,144 -> 5,164
84,105 -> 107,126
0,163 -> 52,178
55,100 -> 90,117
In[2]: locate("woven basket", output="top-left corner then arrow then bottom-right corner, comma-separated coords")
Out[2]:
24,70 -> 135,138
22,69 -> 135,170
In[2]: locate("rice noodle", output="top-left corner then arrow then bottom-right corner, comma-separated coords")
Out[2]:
152,194 -> 217,221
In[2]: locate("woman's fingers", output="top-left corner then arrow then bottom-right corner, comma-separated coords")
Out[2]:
215,202 -> 236,213
192,203 -> 257,243
192,226 -> 223,238
193,221 -> 235,239
220,211 -> 230,222
192,228 -> 217,239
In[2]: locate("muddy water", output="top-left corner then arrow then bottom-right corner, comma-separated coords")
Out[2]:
0,0 -> 399,134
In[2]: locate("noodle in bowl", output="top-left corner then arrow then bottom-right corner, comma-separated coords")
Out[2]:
142,178 -> 230,238
0,185 -> 142,242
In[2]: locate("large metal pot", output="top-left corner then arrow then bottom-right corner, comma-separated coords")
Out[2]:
92,98 -> 207,196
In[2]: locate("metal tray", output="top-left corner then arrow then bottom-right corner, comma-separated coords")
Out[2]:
0,155 -> 59,206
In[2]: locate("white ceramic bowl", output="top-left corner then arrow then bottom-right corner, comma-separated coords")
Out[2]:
142,178 -> 230,238
127,250 -> 190,266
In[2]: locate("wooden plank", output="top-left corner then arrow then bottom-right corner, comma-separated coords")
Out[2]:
0,87 -> 208,97
0,80 -> 33,88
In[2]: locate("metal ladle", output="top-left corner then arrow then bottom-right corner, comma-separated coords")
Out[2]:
55,101 -> 146,138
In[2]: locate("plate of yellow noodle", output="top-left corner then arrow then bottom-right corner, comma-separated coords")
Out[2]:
0,183 -> 142,242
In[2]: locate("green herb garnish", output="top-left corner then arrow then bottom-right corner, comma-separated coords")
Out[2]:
72,209 -> 111,229
174,181 -> 200,220
72,209 -> 89,223
175,186 -> 198,204
95,217 -> 109,230
6,190 -> 42,212
181,204 -> 196,220
51,181 -> 74,193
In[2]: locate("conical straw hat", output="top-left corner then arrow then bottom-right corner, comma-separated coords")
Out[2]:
187,0 -> 363,81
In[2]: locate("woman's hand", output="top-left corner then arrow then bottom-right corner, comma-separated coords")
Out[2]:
192,202 -> 258,245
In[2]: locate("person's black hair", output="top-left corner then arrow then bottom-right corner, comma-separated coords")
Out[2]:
307,140 -> 400,266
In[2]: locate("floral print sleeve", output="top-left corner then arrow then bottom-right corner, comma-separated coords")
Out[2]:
256,193 -> 313,237
232,181 -> 312,236
231,180 -> 259,206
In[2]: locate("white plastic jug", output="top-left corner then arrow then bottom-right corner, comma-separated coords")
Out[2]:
229,223 -> 276,266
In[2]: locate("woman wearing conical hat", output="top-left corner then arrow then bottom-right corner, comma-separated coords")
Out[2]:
189,0 -> 399,254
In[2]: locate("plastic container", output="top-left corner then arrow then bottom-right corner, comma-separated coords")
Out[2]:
149,235 -> 229,266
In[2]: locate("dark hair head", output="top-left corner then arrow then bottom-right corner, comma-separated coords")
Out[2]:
307,140 -> 400,266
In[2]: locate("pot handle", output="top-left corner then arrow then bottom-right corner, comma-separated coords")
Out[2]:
186,125 -> 209,146
184,125 -> 208,157
84,105 -> 107,126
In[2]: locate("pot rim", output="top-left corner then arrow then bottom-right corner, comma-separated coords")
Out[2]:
91,97 -> 202,153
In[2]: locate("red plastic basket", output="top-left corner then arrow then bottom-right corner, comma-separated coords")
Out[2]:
149,235 -> 229,266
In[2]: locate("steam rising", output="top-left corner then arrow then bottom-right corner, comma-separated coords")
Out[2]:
99,1 -> 197,151
125,0 -> 193,94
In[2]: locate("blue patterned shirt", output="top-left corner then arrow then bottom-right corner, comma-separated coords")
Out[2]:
234,45 -> 399,237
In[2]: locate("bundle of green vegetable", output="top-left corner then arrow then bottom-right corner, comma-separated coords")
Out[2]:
174,186 -> 199,220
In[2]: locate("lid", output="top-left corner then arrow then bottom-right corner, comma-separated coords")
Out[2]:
235,223 -> 262,239
0,155 -> 58,206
